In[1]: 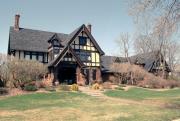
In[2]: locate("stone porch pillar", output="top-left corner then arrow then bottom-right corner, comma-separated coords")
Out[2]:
96,68 -> 102,83
76,66 -> 85,86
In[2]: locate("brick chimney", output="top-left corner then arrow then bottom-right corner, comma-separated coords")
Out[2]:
14,14 -> 20,31
86,23 -> 92,33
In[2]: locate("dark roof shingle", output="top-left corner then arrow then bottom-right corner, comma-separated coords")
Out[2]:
9,27 -> 68,52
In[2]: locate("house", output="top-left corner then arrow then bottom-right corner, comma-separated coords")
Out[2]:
101,51 -> 171,80
8,14 -> 170,85
8,14 -> 104,85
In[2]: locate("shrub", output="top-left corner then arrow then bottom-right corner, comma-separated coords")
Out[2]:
0,88 -> 8,95
110,63 -> 147,85
70,84 -> 79,91
92,83 -> 100,90
24,85 -> 38,91
110,63 -> 180,89
0,54 -> 48,88
137,73 -> 180,89
58,85 -> 70,91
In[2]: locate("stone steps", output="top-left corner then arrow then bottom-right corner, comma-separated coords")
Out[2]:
79,87 -> 105,98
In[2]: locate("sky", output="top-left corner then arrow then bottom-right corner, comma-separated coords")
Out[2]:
0,0 -> 135,55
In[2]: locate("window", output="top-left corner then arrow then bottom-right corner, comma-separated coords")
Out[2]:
91,52 -> 96,62
31,55 -> 36,61
79,36 -> 87,45
38,53 -> 43,62
75,39 -> 79,44
96,63 -> 100,66
78,51 -> 91,62
75,45 -> 79,49
31,52 -> 37,61
87,39 -> 90,46
95,53 -> 100,63
54,49 -> 59,54
53,39 -> 59,46
24,52 -> 30,60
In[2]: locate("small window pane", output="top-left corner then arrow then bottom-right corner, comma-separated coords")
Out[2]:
80,46 -> 83,49
92,63 -> 96,66
32,55 -> 37,61
39,55 -> 43,62
53,39 -> 59,46
96,63 -> 100,66
25,55 -> 30,60
91,47 -> 95,51
87,46 -> 91,50
87,39 -> 90,46
79,37 -> 87,45
75,39 -> 79,44
75,45 -> 79,49
91,53 -> 96,62
96,53 -> 100,62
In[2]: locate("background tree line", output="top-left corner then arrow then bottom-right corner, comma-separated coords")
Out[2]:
116,0 -> 180,75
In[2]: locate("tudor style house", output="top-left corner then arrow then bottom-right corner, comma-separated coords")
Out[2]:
8,14 -> 104,85
8,14 -> 170,85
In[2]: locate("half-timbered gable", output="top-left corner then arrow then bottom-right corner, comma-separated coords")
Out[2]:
70,26 -> 101,67
47,24 -> 104,85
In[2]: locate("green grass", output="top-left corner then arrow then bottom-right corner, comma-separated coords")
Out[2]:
0,90 -> 180,121
0,92 -> 89,110
105,87 -> 180,100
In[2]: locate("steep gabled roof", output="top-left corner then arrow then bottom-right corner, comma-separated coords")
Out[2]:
48,24 -> 105,67
83,25 -> 105,55
9,27 -> 68,52
101,56 -> 127,73
59,24 -> 105,55
101,51 -> 171,73
9,24 -> 104,55
48,46 -> 84,67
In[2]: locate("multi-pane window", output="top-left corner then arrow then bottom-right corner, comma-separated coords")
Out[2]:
53,39 -> 59,46
24,51 -> 47,63
62,53 -> 75,62
79,37 -> 87,45
71,35 -> 100,67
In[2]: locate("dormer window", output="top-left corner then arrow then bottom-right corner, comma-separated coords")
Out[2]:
53,39 -> 60,46
79,36 -> 87,45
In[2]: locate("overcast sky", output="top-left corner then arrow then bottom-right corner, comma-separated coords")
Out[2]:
0,0 -> 135,55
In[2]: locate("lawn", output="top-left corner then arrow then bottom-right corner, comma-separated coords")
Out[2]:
0,89 -> 179,121
104,87 -> 180,100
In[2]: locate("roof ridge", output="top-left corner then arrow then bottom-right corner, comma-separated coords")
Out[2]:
10,26 -> 68,35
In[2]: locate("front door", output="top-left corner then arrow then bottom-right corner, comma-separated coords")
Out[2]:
58,67 -> 76,85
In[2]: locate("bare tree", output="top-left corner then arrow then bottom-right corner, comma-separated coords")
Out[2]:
167,41 -> 180,71
0,53 -> 48,88
116,33 -> 131,62
129,0 -> 180,77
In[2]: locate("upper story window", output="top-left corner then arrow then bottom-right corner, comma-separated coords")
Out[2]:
79,36 -> 87,45
53,39 -> 60,46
